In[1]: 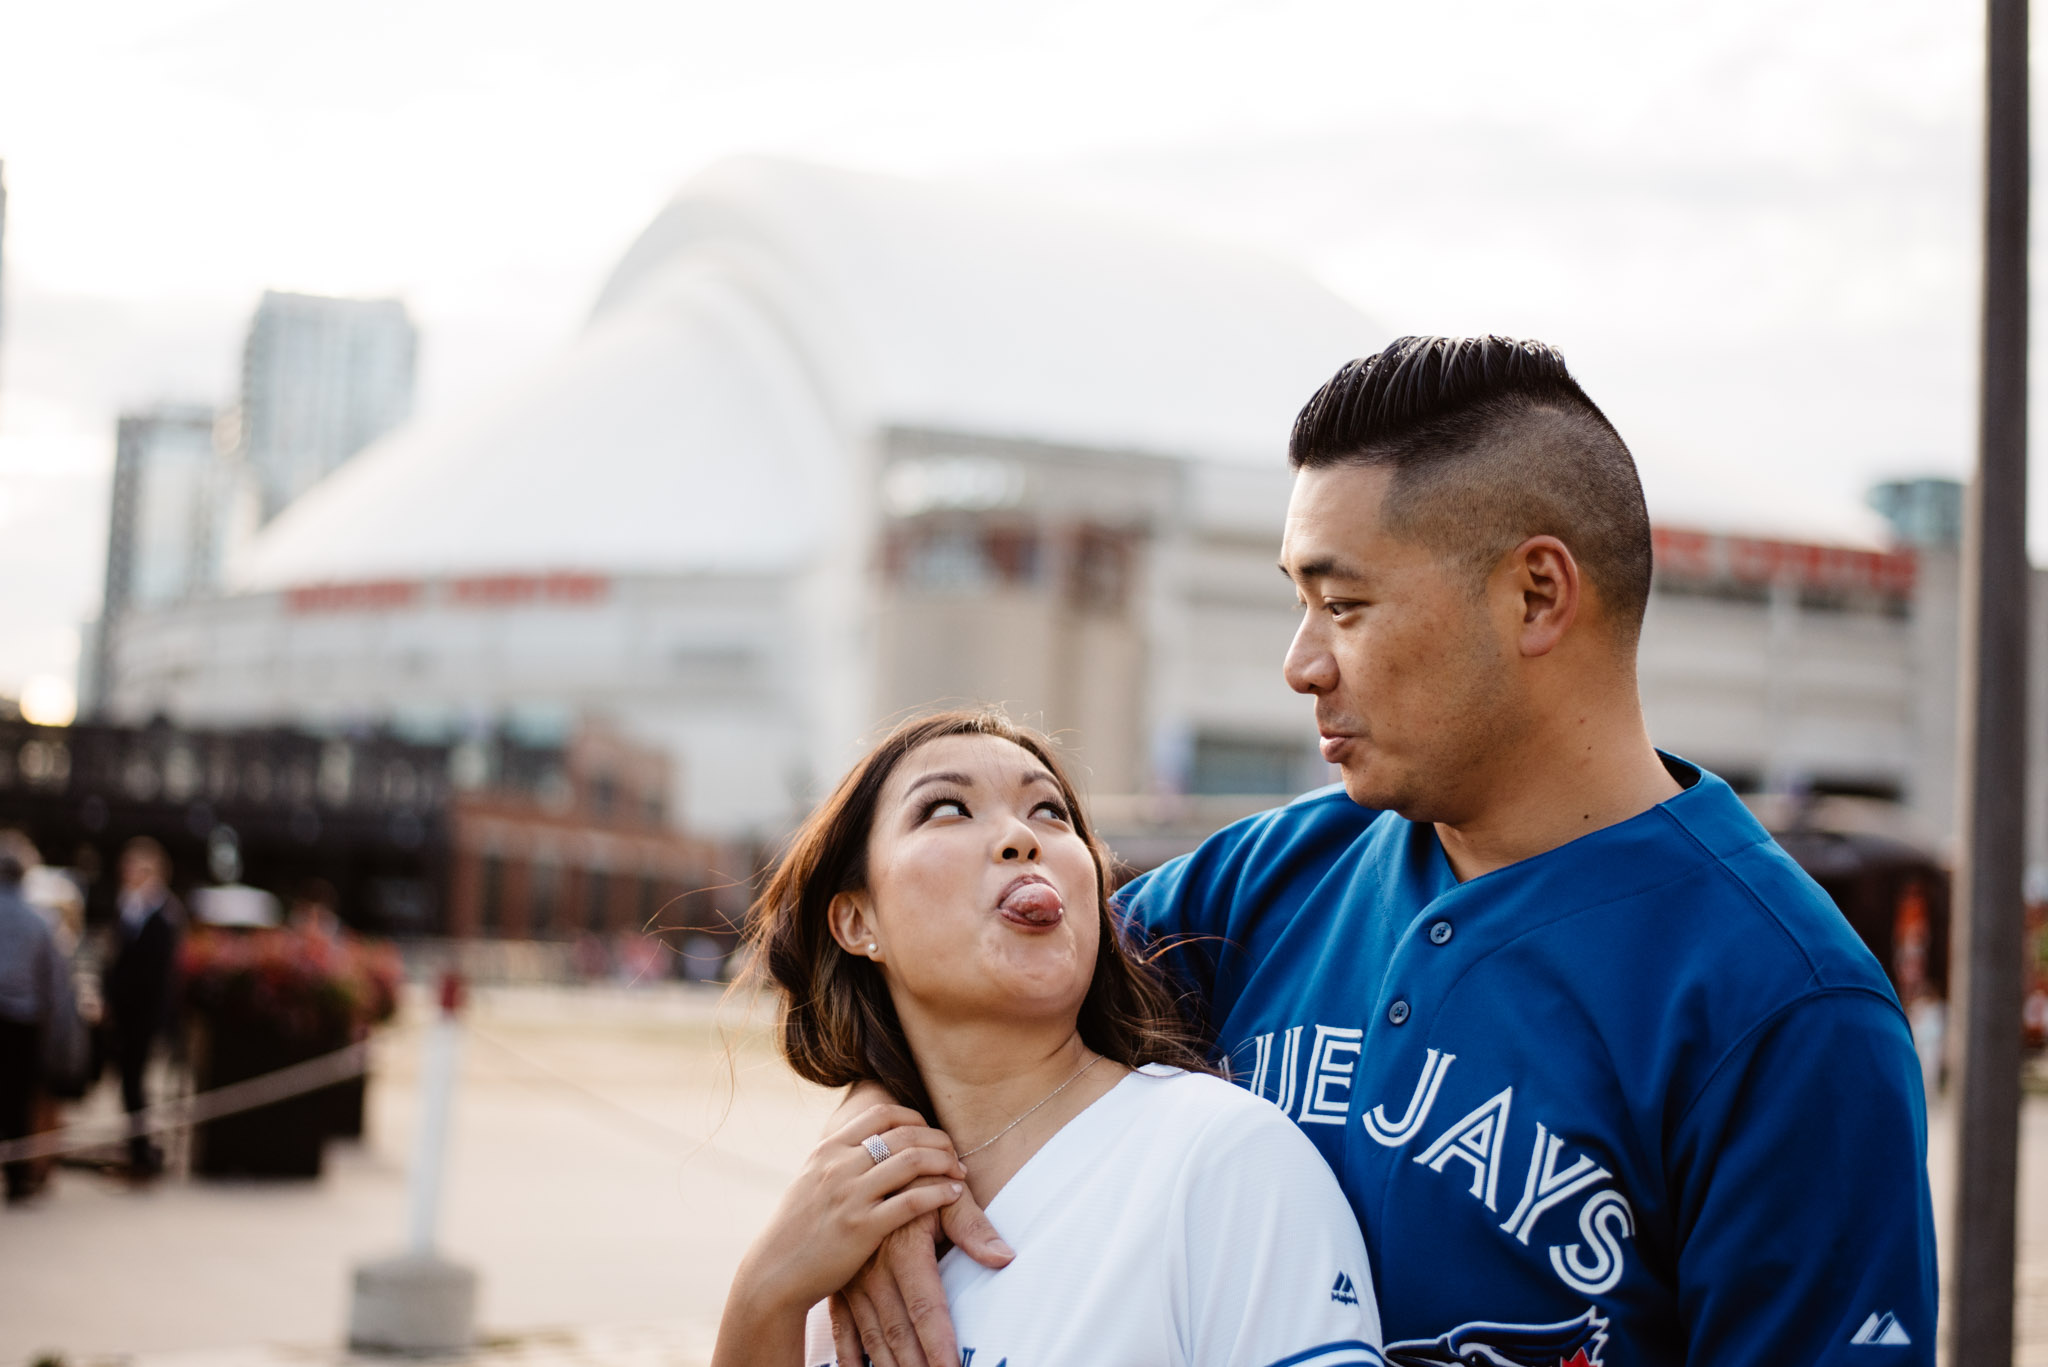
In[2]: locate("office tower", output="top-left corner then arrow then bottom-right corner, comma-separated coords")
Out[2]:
240,290 -> 416,522
101,405 -> 225,616
1868,477 -> 1965,550
83,405 -> 226,712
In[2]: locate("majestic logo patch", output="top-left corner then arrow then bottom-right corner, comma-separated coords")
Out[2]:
1331,1271 -> 1360,1305
1849,1312 -> 1912,1346
1384,1307 -> 1608,1367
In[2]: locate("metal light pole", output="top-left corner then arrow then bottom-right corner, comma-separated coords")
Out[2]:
1952,0 -> 2029,1361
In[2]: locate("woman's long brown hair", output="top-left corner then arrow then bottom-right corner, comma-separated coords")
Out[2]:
744,708 -> 1213,1120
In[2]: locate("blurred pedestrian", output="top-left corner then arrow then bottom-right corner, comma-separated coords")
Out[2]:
0,833 -> 82,1203
103,837 -> 182,1179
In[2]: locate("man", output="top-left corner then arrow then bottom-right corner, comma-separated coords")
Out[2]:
0,835 -> 77,1203
103,837 -> 182,1178
838,336 -> 1935,1366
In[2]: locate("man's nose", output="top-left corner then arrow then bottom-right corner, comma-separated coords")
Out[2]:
1283,616 -> 1336,695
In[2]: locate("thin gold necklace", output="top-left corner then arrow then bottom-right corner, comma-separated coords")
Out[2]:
957,1054 -> 1106,1161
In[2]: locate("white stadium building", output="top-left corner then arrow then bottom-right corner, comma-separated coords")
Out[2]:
95,159 -> 2046,867
99,159 -> 1385,837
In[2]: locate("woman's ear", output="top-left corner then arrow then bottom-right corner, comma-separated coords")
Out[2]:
828,890 -> 883,961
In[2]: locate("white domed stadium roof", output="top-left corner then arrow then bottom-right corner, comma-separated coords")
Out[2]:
234,158 -> 1383,590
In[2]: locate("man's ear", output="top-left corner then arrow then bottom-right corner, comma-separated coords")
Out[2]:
1509,535 -> 1580,658
828,890 -> 882,960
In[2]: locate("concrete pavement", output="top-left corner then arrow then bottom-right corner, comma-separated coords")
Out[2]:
3,983 -> 2046,1365
3,983 -> 832,1365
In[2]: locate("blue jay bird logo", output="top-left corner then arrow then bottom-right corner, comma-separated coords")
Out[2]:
1383,1308 -> 1608,1367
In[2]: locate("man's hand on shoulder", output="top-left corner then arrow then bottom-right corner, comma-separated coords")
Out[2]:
824,1085 -> 1013,1367
835,1190 -> 1011,1367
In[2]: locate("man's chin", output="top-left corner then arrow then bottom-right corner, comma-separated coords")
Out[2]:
1343,766 -> 1425,819
1338,763 -> 1403,815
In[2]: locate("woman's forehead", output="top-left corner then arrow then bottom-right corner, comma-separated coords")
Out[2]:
888,733 -> 1055,794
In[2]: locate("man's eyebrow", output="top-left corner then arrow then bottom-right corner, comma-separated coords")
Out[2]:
1279,555 -> 1368,582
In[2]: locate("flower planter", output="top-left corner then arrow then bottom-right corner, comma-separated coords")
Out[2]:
322,1027 -> 371,1139
190,1020 -> 342,1179
179,926 -> 402,1178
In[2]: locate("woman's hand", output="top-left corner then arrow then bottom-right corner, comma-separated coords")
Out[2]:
713,1104 -> 966,1367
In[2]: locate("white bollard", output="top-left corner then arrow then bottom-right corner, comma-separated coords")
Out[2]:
406,990 -> 462,1255
348,971 -> 479,1355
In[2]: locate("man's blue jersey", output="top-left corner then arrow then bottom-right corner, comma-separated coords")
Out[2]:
1119,758 -> 1936,1366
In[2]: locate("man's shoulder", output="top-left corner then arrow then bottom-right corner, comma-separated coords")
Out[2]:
1119,786 -> 1395,938
1648,784 -> 1898,1001
1174,785 -> 1388,882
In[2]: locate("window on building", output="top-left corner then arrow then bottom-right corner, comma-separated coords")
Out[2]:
1068,525 -> 1132,613
371,879 -> 434,933
891,519 -> 1041,591
1190,734 -> 1310,796
905,525 -> 995,589
480,855 -> 504,937
531,861 -> 561,935
587,869 -> 610,934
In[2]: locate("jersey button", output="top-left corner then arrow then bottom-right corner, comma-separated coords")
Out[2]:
1387,999 -> 1411,1026
1428,920 -> 1454,945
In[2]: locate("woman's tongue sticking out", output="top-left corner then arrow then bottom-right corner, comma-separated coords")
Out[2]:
1000,880 -> 1063,928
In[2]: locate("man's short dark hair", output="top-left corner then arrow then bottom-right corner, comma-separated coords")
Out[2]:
1289,335 -> 1653,643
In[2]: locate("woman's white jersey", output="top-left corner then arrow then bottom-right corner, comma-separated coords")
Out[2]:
812,1064 -> 1383,1367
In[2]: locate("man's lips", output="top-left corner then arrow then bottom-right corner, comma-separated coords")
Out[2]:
997,874 -> 1063,928
1318,731 -> 1357,763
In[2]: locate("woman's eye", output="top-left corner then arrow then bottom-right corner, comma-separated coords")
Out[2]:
1033,800 -> 1071,822
921,797 -> 969,821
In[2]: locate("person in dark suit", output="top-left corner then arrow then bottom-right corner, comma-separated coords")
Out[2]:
103,838 -> 181,1178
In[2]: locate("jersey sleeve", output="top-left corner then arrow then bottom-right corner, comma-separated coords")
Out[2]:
1117,790 -> 1382,1017
1174,1100 -> 1385,1367
1670,988 -> 1937,1364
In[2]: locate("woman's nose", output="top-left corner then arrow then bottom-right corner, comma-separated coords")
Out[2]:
1001,839 -> 1040,862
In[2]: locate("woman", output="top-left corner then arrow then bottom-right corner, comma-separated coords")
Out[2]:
714,710 -> 1383,1367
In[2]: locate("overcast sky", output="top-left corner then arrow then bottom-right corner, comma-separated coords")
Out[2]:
0,0 -> 2017,697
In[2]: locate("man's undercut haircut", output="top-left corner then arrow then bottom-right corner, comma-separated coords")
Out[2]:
1289,335 -> 1653,643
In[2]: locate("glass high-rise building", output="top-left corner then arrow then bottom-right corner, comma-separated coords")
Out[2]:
104,405 -> 226,615
240,290 -> 416,523
83,404 -> 229,713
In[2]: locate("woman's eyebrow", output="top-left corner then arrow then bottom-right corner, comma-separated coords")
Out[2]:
903,770 -> 975,799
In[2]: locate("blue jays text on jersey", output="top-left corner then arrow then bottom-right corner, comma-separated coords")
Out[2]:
1119,758 -> 1938,1366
